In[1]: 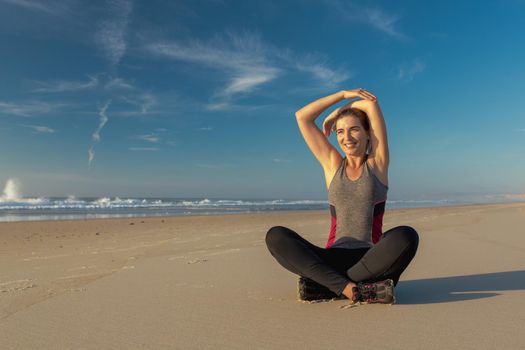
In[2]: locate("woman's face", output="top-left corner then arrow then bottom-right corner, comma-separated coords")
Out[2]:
335,116 -> 369,156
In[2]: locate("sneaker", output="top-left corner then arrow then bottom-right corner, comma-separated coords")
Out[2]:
356,279 -> 395,304
297,277 -> 339,301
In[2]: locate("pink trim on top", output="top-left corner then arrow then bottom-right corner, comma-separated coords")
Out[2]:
326,200 -> 386,248
325,215 -> 337,248
372,200 -> 386,244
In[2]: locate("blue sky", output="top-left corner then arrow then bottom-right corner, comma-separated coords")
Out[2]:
0,0 -> 524,201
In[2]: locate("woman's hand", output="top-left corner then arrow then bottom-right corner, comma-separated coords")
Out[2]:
322,105 -> 345,137
348,98 -> 379,114
322,89 -> 378,137
341,88 -> 377,101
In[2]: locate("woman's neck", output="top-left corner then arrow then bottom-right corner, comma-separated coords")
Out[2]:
346,154 -> 367,169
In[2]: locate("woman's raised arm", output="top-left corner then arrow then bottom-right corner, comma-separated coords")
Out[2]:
295,91 -> 345,169
295,89 -> 377,170
346,96 -> 389,169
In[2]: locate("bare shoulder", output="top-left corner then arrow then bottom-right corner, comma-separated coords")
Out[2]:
367,156 -> 389,188
323,150 -> 344,190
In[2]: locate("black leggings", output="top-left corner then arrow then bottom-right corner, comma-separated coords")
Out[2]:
265,225 -> 419,296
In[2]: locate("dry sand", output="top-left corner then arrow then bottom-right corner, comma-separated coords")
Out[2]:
1,202 -> 525,349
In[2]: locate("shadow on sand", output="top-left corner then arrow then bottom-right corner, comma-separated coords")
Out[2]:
397,270 -> 525,304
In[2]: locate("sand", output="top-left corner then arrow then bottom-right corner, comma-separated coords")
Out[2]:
1,202 -> 525,349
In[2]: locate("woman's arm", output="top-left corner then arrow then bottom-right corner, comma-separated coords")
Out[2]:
295,91 -> 345,169
295,89 -> 375,169
348,97 -> 390,169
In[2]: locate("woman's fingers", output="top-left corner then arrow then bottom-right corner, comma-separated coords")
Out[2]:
323,121 -> 330,137
358,89 -> 376,101
323,117 -> 335,137
343,88 -> 377,101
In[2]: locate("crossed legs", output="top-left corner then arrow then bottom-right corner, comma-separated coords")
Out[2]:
265,225 -> 419,296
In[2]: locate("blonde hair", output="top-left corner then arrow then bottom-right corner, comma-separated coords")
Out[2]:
333,107 -> 370,133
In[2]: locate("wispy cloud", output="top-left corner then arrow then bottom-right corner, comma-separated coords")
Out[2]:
397,59 -> 425,81
19,124 -> 56,133
221,67 -> 278,97
272,158 -> 291,163
148,32 -> 280,100
203,101 -> 273,112
105,76 -> 134,89
31,73 -> 138,94
88,100 -> 111,166
514,128 -> 525,132
147,31 -> 349,107
205,102 -> 230,111
1,0 -> 70,15
92,101 -> 110,142
96,0 -> 133,66
33,75 -> 99,93
293,58 -> 350,89
135,133 -> 160,143
364,8 -> 405,39
0,100 -> 66,117
120,92 -> 156,114
330,0 -> 407,41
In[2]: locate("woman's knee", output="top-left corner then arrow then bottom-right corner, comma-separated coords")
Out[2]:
385,225 -> 419,250
265,226 -> 293,250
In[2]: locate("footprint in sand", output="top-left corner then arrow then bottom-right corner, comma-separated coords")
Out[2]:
0,279 -> 37,293
187,259 -> 208,264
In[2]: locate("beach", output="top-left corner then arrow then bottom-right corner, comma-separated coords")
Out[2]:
1,202 -> 524,349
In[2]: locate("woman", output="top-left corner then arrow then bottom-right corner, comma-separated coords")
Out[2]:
265,89 -> 419,304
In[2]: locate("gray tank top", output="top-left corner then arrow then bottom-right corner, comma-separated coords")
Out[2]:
327,156 -> 388,249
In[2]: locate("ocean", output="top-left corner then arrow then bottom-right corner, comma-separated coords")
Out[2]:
0,195 -> 522,222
